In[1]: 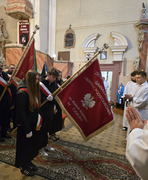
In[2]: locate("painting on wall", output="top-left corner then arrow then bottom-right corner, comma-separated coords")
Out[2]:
64,25 -> 75,49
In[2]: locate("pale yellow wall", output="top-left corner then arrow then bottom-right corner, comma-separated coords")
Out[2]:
0,6 -> 17,44
56,0 -> 147,85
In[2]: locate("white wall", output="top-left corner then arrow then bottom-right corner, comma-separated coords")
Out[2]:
30,0 -> 56,57
0,6 -> 17,44
0,0 -> 6,6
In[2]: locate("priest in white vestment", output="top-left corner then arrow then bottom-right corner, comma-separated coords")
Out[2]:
122,71 -> 137,131
131,71 -> 148,120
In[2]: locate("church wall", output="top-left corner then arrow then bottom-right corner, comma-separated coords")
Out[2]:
37,0 -> 49,53
0,5 -> 17,44
56,0 -> 147,87
30,0 -> 57,58
0,0 -> 7,7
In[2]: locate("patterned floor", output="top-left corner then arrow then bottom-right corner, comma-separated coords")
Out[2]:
0,112 -> 127,180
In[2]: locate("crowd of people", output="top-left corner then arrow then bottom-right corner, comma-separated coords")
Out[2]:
121,70 -> 148,180
0,60 -> 64,176
1,59 -> 148,178
103,69 -> 148,180
122,70 -> 148,132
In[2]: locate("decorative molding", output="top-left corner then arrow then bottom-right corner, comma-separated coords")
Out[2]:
5,43 -> 23,48
133,56 -> 140,70
110,32 -> 128,61
82,33 -> 100,60
5,0 -> 33,19
141,3 -> 148,20
82,33 -> 100,48
110,32 -> 128,46
138,30 -> 145,51
0,19 -> 8,41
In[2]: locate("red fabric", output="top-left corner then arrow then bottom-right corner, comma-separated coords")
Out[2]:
62,113 -> 66,119
15,40 -> 35,79
56,59 -> 113,139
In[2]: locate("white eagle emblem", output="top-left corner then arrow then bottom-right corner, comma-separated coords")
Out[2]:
81,93 -> 96,109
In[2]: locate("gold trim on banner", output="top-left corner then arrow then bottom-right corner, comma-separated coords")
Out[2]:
55,96 -> 114,141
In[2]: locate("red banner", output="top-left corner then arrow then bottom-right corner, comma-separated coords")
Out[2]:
15,40 -> 35,80
55,59 -> 113,140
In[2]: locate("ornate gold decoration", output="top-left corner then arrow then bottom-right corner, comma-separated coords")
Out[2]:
64,25 -> 75,49
133,56 -> 140,70
138,30 -> 144,51
0,19 -> 8,40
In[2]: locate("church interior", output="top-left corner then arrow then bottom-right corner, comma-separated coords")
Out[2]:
0,0 -> 148,179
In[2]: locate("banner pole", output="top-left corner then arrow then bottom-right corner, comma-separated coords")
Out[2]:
12,25 -> 40,78
0,25 -> 40,102
40,43 -> 109,108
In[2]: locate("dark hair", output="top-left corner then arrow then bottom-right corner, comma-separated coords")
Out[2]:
58,70 -> 62,74
25,70 -> 41,111
137,71 -> 147,77
47,67 -> 59,77
131,70 -> 138,76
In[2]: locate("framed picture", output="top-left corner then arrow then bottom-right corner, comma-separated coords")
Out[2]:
100,51 -> 107,60
64,25 -> 75,49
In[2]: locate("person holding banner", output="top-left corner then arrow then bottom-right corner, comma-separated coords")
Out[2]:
56,70 -> 64,86
40,67 -> 62,145
0,60 -> 12,142
15,70 -> 42,176
56,70 -> 66,128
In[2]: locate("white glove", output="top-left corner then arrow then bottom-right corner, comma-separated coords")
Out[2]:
47,94 -> 53,101
26,131 -> 33,138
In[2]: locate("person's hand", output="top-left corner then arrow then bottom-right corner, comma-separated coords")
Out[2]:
128,94 -> 133,101
26,131 -> 32,138
126,106 -> 145,131
47,94 -> 53,101
7,80 -> 11,86
125,94 -> 132,100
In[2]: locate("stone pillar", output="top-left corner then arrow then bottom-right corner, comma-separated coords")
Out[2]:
135,3 -> 148,71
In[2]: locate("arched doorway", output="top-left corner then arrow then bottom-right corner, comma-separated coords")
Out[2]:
100,61 -> 122,102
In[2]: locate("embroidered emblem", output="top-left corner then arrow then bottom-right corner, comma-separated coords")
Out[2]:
81,93 -> 95,109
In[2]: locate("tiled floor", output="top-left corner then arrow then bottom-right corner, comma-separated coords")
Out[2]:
0,112 -> 127,180
57,111 -> 127,155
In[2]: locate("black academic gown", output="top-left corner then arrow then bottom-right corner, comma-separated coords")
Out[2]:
40,79 -> 62,135
0,71 -> 11,137
15,79 -> 41,169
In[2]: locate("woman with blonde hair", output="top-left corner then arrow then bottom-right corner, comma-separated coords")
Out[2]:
15,70 -> 41,176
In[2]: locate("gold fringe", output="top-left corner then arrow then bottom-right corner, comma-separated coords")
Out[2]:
55,96 -> 114,141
